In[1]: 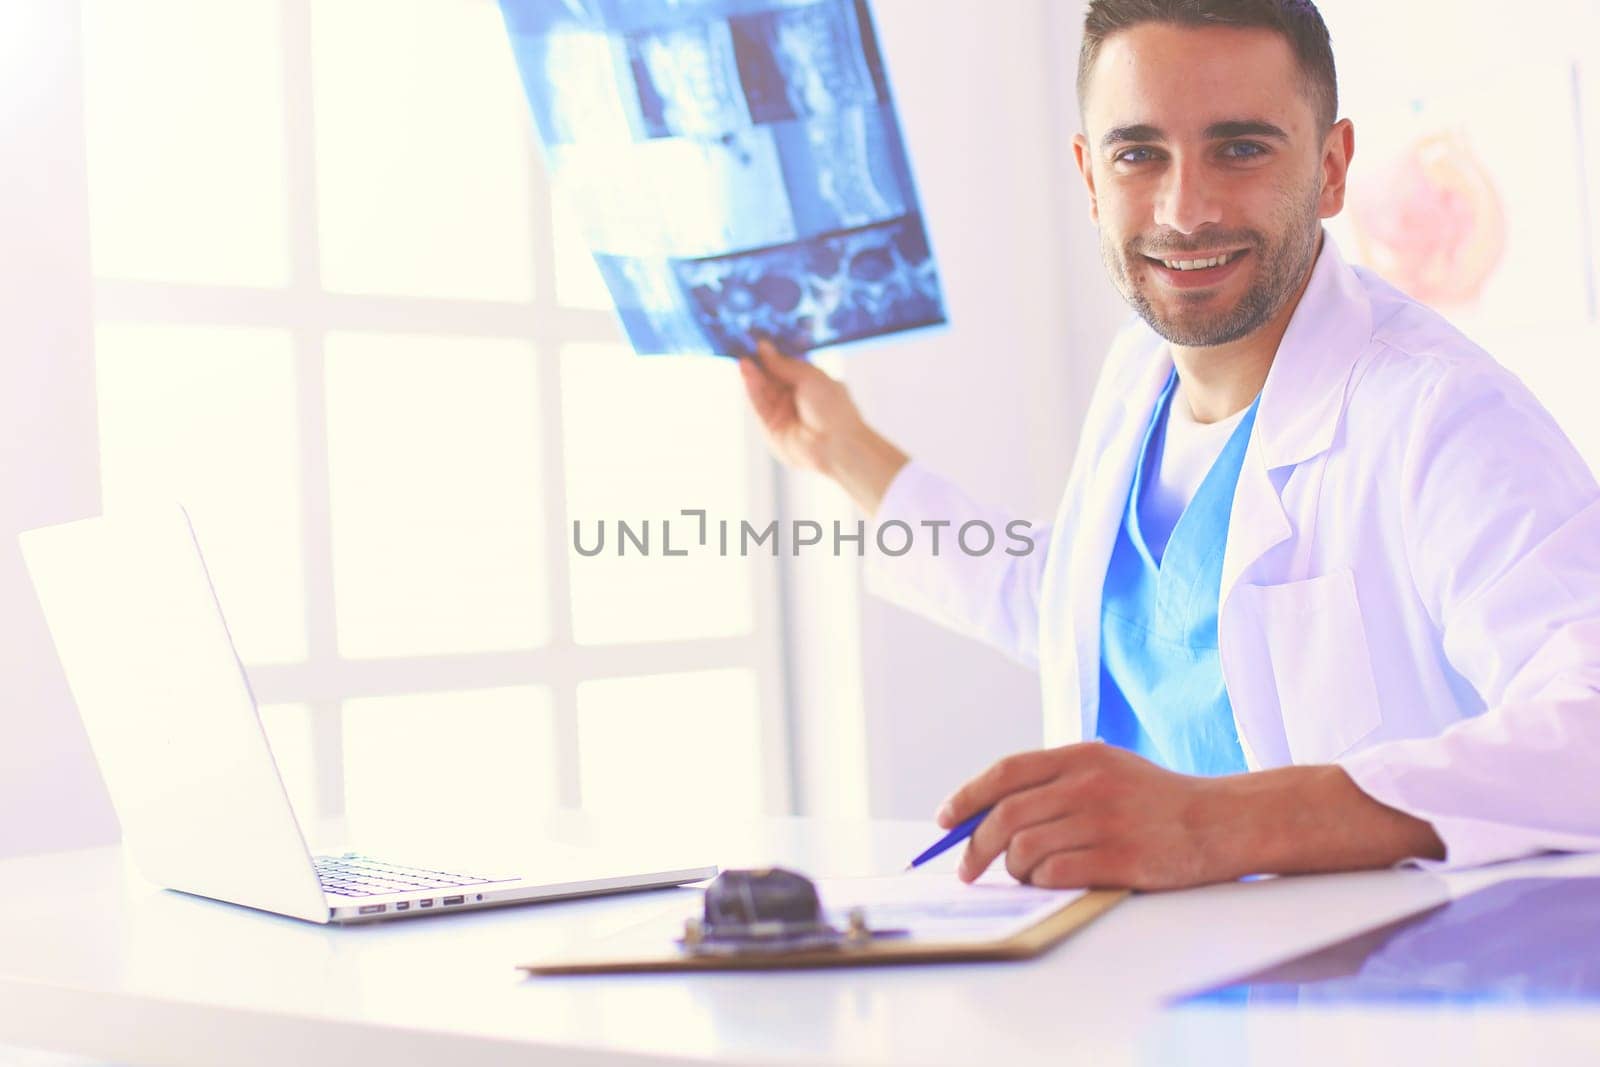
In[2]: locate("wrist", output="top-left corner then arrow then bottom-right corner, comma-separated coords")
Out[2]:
823,421 -> 909,516
1188,773 -> 1266,882
1195,765 -> 1445,878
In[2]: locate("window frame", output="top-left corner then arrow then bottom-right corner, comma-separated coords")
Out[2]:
83,0 -> 795,823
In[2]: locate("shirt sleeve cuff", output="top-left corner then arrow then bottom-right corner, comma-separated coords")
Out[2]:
863,458 -> 958,603
1339,747 -> 1549,871
873,457 -> 940,527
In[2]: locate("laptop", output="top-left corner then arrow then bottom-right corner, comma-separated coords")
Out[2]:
19,506 -> 716,923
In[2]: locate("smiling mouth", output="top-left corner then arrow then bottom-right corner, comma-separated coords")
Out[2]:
1142,249 -> 1249,272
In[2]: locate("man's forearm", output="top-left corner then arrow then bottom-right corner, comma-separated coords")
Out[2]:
1200,764 -> 1446,878
822,422 -> 909,517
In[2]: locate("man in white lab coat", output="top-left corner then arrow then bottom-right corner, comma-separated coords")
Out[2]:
739,0 -> 1600,888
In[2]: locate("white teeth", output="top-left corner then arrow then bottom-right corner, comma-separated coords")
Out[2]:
1160,251 -> 1236,271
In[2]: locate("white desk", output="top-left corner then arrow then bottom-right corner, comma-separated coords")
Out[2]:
3,815 -> 1598,1067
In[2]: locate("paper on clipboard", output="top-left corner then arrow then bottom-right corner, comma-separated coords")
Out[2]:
817,872 -> 1090,944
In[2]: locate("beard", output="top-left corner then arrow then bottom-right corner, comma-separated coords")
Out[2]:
1102,184 -> 1323,347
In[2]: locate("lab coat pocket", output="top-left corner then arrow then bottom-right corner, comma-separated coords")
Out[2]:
1254,568 -> 1383,763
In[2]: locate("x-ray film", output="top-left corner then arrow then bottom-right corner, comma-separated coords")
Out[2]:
499,0 -> 947,356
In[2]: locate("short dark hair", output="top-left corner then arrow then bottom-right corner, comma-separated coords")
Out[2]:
1077,0 -> 1338,130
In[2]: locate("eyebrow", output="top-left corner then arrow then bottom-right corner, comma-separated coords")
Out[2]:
1099,120 -> 1290,150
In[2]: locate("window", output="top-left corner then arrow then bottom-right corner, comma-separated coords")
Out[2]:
81,0 -> 790,838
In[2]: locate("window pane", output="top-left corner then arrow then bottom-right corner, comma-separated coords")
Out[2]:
552,193 -> 615,310
311,0 -> 537,300
343,687 -> 557,841
577,669 -> 763,816
324,332 -> 550,658
81,0 -> 289,286
95,324 -> 307,663
561,344 -> 754,643
258,703 -> 320,831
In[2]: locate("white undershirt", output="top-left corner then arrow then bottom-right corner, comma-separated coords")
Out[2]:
1139,385 -> 1249,562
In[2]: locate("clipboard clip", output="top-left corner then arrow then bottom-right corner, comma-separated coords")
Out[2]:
678,868 -> 907,958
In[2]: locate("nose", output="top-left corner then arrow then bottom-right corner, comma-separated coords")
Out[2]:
1153,155 -> 1223,235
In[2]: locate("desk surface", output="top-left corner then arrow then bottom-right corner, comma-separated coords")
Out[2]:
3,814 -> 1598,1067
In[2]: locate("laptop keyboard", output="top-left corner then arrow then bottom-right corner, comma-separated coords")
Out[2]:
314,853 -> 516,897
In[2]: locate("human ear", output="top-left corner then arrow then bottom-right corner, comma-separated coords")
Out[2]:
1318,118 -> 1355,219
1073,132 -> 1100,224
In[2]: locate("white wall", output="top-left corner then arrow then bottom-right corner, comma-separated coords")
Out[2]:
1318,0 -> 1600,466
0,0 -> 120,857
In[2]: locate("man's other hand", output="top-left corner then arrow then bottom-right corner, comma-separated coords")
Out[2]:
938,743 -> 1445,890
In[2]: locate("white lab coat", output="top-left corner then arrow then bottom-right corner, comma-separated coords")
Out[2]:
867,234 -> 1600,869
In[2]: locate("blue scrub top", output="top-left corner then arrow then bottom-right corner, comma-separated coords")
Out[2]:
1096,371 -> 1259,776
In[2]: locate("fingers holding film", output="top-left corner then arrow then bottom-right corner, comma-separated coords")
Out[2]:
738,353 -> 794,432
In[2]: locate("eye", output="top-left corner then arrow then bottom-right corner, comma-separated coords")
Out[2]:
1220,141 -> 1268,160
1113,146 -> 1161,164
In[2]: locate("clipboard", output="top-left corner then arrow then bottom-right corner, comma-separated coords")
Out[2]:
521,870 -> 1128,975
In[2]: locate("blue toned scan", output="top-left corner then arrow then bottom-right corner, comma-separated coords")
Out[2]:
499,0 -> 946,356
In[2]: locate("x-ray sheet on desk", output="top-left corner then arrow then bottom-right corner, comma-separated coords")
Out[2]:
499,0 -> 947,357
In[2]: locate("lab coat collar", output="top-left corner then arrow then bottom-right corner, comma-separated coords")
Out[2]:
1249,230 -> 1374,470
1111,231 -> 1372,468
1213,232 -> 1374,605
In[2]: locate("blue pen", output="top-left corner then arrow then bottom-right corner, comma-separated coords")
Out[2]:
903,807 -> 993,871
